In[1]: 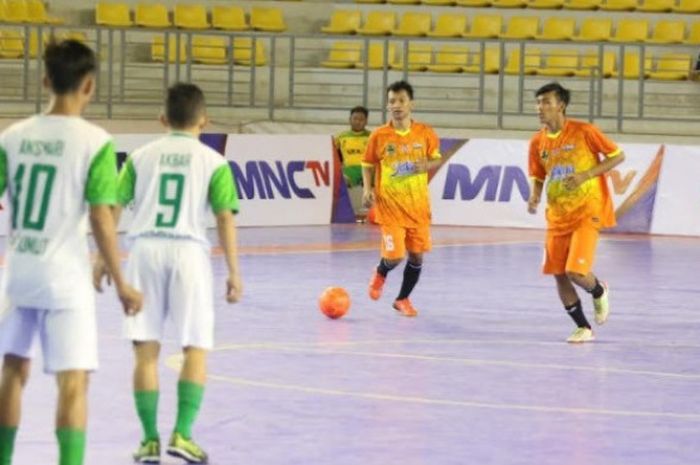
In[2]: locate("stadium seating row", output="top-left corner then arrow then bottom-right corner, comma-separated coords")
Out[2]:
0,29 -> 84,58
0,0 -> 61,24
355,0 -> 700,13
322,10 -> 700,43
322,41 -> 693,79
95,3 -> 286,32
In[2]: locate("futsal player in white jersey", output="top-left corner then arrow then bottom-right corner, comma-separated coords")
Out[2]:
0,40 -> 143,465
94,83 -> 241,464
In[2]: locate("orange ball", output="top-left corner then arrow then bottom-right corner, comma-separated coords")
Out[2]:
318,287 -> 351,319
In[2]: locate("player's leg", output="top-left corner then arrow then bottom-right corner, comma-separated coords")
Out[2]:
564,222 -> 609,325
132,342 -> 161,463
166,242 -> 213,464
0,307 -> 39,465
392,225 -> 431,317
544,232 -> 593,342
369,225 -> 405,300
55,370 -> 89,465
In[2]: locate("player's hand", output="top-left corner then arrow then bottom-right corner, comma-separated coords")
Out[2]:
226,273 -> 242,303
362,189 -> 375,208
117,284 -> 143,316
562,172 -> 587,191
527,195 -> 540,214
92,255 -> 111,292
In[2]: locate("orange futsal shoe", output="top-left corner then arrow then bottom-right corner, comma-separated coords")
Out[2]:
368,272 -> 385,300
393,298 -> 418,317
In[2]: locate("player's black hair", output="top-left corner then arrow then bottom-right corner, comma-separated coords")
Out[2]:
387,80 -> 414,100
535,82 -> 571,108
350,106 -> 369,118
166,82 -> 206,129
43,39 -> 97,95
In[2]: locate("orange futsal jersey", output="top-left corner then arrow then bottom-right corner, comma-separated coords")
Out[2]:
363,121 -> 440,227
529,119 -> 621,234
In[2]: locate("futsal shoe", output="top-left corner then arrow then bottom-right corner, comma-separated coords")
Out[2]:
167,432 -> 208,464
593,282 -> 610,325
368,271 -> 385,300
566,327 -> 595,343
393,298 -> 418,317
133,439 -> 160,464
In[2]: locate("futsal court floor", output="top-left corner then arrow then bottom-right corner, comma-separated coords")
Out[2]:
7,224 -> 700,465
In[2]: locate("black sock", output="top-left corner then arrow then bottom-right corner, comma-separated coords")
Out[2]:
377,258 -> 397,277
589,279 -> 605,299
565,300 -> 590,329
396,262 -> 422,300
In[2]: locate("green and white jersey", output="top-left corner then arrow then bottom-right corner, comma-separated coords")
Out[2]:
118,132 -> 238,245
0,115 -> 117,310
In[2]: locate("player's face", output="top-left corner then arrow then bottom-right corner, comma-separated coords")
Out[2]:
387,90 -> 413,122
536,91 -> 564,126
350,112 -> 367,132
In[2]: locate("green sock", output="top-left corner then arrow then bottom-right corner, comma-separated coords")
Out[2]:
0,426 -> 18,465
55,428 -> 86,465
134,390 -> 159,441
174,381 -> 204,439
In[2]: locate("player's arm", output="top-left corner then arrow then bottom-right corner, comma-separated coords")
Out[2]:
210,163 -> 242,304
528,178 -> 544,214
527,136 -> 546,214
564,127 -> 626,190
361,133 -> 378,208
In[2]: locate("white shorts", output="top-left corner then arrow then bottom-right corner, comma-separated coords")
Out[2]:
0,306 -> 98,374
124,238 -> 214,349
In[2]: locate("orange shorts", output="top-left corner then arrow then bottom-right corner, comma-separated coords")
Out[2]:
380,224 -> 432,260
542,220 -> 600,275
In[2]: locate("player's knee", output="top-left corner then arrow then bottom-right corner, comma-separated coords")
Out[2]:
56,371 -> 88,399
2,355 -> 31,386
407,254 -> 423,266
565,270 -> 585,284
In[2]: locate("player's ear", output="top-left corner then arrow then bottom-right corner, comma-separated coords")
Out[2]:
159,113 -> 169,128
198,113 -> 208,130
81,74 -> 95,100
42,75 -> 50,91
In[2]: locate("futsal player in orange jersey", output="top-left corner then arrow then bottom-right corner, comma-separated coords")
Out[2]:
527,82 -> 625,343
362,81 -> 442,317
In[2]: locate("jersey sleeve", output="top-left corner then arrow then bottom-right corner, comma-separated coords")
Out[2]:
528,135 -> 546,182
117,157 -> 136,206
361,132 -> 379,167
426,126 -> 441,160
584,124 -> 620,158
208,163 -> 240,214
85,140 -> 118,205
0,143 -> 7,196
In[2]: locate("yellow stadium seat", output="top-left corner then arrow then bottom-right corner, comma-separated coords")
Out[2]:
428,14 -> 467,38
571,18 -> 611,41
321,10 -> 361,34
233,37 -> 266,66
0,29 -> 24,58
528,0 -> 565,8
456,0 -> 492,6
356,11 -> 395,36
423,0 -> 456,4
27,0 -> 61,24
355,42 -> 396,69
492,0 -> 527,7
638,0 -> 674,11
600,0 -> 637,10
391,43 -> 432,71
674,0 -> 700,13
0,3 -> 5,21
500,16 -> 539,40
573,51 -> 616,78
392,12 -> 431,37
646,20 -> 685,44
609,19 -> 648,43
95,2 -> 131,27
135,4 -> 170,28
463,47 -> 501,73
151,35 -> 186,62
648,53 -> 691,80
611,51 -> 652,79
534,17 -> 575,40
3,0 -> 28,22
426,45 -> 469,73
174,4 -> 208,29
211,6 -> 248,31
192,35 -> 227,64
504,48 -> 541,75
321,41 -> 362,68
355,0 -> 384,3
563,0 -> 601,9
462,15 -> 502,38
388,0 -> 421,4
686,22 -> 700,44
251,7 -> 286,32
537,49 -> 579,76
